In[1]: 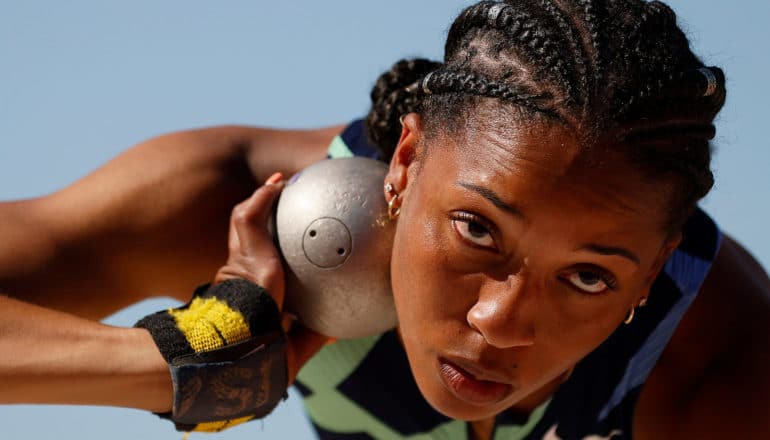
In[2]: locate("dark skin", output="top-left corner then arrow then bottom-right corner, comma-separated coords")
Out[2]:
385,113 -> 770,438
0,125 -> 339,411
0,118 -> 767,437
0,125 -> 341,318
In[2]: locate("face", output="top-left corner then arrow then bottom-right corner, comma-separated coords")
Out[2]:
384,112 -> 680,421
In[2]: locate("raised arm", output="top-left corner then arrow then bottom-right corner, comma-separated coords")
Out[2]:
0,292 -> 172,411
0,124 -> 342,319
0,170 -> 330,415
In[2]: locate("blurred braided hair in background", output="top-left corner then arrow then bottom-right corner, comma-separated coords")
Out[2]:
366,0 -> 727,231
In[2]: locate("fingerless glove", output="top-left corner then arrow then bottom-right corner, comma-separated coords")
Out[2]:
135,279 -> 287,432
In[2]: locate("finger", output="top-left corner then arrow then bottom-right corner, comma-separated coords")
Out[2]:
231,172 -> 284,255
285,325 -> 332,384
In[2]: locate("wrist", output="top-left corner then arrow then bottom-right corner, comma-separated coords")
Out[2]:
135,279 -> 288,431
119,327 -> 174,413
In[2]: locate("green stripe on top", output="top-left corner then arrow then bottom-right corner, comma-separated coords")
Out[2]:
327,135 -> 354,158
297,335 -> 470,439
296,335 -> 382,391
493,398 -> 551,440
304,392 -> 468,440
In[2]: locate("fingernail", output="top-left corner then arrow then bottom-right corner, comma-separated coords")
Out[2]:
265,172 -> 283,185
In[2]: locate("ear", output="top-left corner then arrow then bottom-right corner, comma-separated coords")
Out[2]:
640,232 -> 682,300
384,113 -> 423,198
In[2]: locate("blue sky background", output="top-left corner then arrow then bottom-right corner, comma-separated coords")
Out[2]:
1,1 -> 768,439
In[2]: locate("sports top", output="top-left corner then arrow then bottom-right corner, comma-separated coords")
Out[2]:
294,120 -> 722,440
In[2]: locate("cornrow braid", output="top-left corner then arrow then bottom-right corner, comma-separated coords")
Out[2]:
365,58 -> 442,160
614,1 -> 681,116
501,5 -> 579,101
446,1 -> 579,104
600,1 -> 721,115
574,0 -> 606,99
366,0 -> 727,230
536,0 -> 590,108
409,68 -> 557,117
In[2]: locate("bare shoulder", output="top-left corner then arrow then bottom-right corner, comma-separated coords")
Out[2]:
219,123 -> 347,180
39,122 -> 346,239
0,122 -> 346,318
635,234 -> 770,438
129,123 -> 346,181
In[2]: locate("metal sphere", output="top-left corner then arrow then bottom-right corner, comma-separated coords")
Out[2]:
275,157 -> 397,338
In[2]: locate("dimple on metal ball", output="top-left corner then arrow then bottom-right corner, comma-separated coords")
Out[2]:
274,157 -> 397,339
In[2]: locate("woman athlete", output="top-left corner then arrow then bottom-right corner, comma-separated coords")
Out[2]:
1,1 -> 768,438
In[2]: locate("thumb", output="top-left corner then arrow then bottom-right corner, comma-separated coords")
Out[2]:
231,172 -> 285,256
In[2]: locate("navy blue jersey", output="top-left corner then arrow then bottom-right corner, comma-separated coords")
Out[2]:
295,120 -> 722,439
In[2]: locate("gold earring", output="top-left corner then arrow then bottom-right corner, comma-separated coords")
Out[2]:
385,183 -> 401,220
623,307 -> 635,325
399,115 -> 405,126
624,296 -> 648,325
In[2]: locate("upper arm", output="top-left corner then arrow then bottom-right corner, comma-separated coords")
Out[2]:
634,234 -> 770,438
0,124 -> 344,318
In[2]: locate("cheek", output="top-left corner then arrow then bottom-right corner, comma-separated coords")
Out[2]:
526,281 -> 641,381
390,198 -> 630,349
389,194 -> 489,350
387,188 -> 648,416
536,305 -> 620,360
390,207 -> 460,325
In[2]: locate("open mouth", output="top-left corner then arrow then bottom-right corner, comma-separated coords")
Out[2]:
438,358 -> 514,405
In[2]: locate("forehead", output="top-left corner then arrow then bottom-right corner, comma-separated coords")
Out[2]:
420,116 -> 672,234
445,114 -> 580,181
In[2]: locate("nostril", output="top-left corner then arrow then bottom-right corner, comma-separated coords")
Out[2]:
466,309 -> 482,333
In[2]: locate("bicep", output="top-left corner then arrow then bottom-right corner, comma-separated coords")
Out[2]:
0,124 -> 342,318
635,235 -> 770,438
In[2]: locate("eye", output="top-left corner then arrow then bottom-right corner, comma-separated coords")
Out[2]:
562,269 -> 618,294
451,212 -> 496,250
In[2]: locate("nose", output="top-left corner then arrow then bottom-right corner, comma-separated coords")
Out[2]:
466,274 -> 536,348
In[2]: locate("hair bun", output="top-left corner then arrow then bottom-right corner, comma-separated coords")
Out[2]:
366,58 -> 442,160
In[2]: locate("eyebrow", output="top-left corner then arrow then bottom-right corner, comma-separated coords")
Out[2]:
457,182 -> 641,265
457,181 -> 525,218
578,244 -> 641,265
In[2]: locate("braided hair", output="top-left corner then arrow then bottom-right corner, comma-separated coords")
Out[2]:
365,0 -> 726,230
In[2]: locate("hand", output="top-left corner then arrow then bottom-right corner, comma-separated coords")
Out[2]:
214,172 -> 286,300
214,172 -> 331,383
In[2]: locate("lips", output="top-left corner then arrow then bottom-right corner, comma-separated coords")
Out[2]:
438,358 -> 514,405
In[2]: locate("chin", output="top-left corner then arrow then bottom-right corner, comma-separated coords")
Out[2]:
422,385 -> 511,421
412,365 -> 515,422
398,333 -> 520,421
